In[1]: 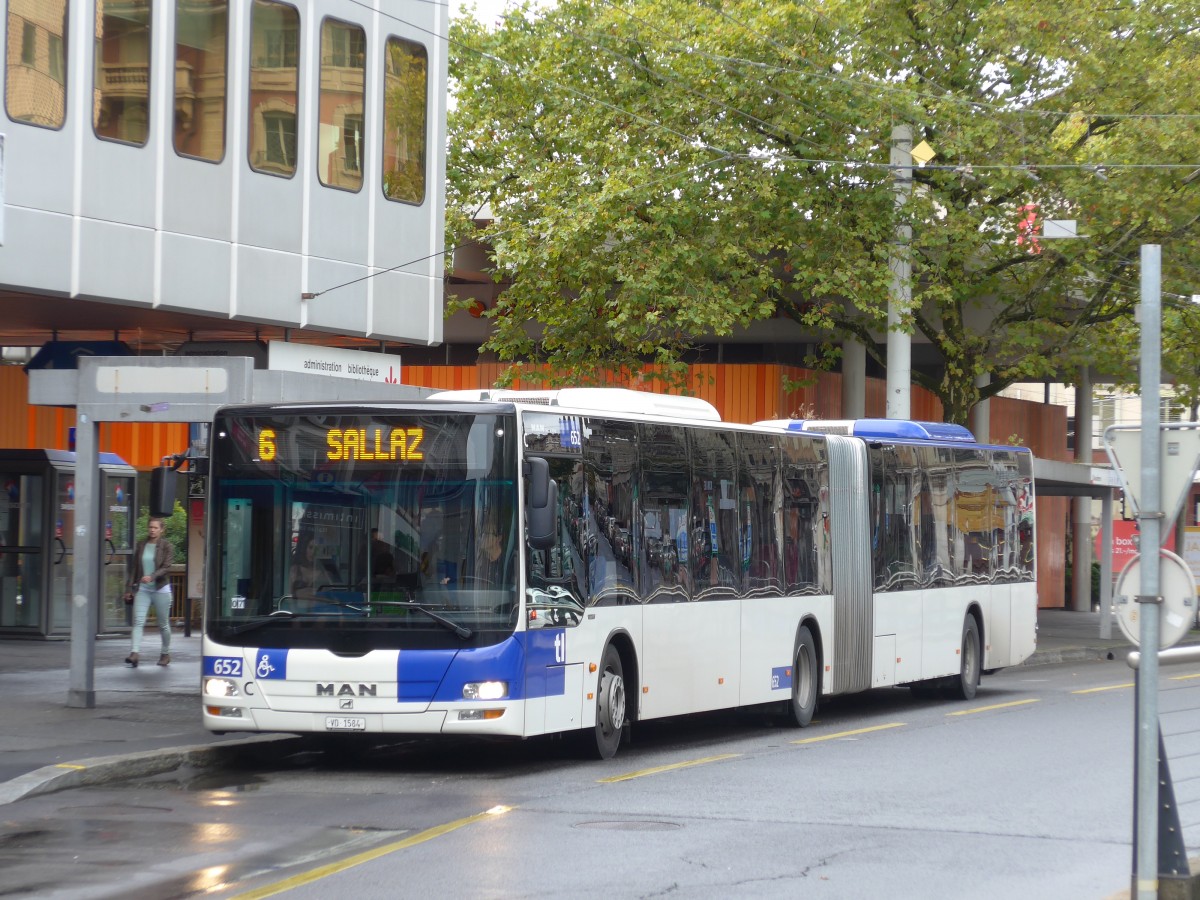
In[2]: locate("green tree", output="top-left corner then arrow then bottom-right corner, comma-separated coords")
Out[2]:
447,0 -> 1200,422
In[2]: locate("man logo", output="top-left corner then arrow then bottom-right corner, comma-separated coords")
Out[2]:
317,683 -> 377,697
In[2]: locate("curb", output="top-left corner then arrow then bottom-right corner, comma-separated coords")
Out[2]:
0,734 -> 302,807
1022,646 -> 1126,667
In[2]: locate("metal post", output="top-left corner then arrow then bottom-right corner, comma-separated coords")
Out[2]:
1133,244 -> 1162,900
1073,367 -> 1094,611
842,338 -> 866,419
68,414 -> 99,708
1100,489 -> 1114,639
886,125 -> 912,420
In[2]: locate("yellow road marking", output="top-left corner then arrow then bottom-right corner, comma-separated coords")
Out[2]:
229,806 -> 511,900
792,723 -> 905,744
54,764 -> 87,771
1171,673 -> 1200,681
1072,683 -> 1133,694
947,699 -> 1039,716
598,753 -> 740,783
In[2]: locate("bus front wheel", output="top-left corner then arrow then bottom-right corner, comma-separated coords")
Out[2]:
591,644 -> 626,759
953,616 -> 981,701
786,626 -> 818,727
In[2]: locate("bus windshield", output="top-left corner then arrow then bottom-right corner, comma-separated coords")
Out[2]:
207,408 -> 518,650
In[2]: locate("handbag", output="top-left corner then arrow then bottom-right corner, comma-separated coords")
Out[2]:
123,590 -> 134,605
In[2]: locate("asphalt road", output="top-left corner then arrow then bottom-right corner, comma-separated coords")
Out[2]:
4,654 -> 1192,900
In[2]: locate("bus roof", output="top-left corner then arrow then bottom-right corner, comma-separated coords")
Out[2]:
754,418 -> 979,443
427,388 -> 722,422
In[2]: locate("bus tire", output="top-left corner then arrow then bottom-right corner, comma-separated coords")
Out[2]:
953,616 -> 981,701
590,644 -> 626,759
785,625 -> 818,727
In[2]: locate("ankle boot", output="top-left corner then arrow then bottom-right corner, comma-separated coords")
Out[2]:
125,652 -> 139,668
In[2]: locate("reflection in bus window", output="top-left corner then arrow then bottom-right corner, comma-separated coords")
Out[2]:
639,423 -> 689,602
689,429 -> 739,600
6,0 -> 68,128
94,0 -> 152,145
248,0 -> 299,176
382,36 -> 427,204
583,418 -> 638,606
317,18 -> 365,191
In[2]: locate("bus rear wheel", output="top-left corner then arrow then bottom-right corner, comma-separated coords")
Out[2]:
953,616 -> 981,701
785,626 -> 818,727
590,644 -> 626,759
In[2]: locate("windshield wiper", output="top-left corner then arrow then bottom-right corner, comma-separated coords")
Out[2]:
390,601 -> 473,639
222,609 -> 297,637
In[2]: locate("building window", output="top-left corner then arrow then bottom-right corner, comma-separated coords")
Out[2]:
21,22 -> 36,65
248,0 -> 300,177
317,18 -> 365,191
382,36 -> 427,205
48,34 -> 63,83
264,112 -> 297,169
6,4 -> 68,129
174,0 -> 228,162
343,114 -> 363,173
94,1 -> 152,145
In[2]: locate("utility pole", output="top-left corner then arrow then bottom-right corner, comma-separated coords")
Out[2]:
887,125 -> 912,420
1135,245 -> 1162,900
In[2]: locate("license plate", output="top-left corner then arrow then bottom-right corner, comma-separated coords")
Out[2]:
324,716 -> 366,732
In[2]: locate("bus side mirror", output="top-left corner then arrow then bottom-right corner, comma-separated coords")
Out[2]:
149,466 -> 177,518
525,457 -> 557,550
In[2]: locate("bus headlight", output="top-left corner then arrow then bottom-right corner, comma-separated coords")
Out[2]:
462,681 -> 508,700
204,677 -> 240,698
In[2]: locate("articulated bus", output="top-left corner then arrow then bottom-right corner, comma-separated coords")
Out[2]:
201,389 -> 1037,758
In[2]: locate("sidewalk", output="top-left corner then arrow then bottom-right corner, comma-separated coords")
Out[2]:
0,608 -> 1173,806
0,633 -> 292,805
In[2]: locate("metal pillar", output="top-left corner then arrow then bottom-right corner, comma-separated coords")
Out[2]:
842,338 -> 866,419
67,415 -> 99,708
1133,245 -> 1163,900
1073,367 -> 1094,611
886,124 -> 912,420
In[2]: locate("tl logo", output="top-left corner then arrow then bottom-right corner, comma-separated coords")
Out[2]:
553,631 -> 566,664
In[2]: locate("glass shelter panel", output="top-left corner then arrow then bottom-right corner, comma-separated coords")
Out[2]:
6,0 -> 68,128
0,474 -> 43,628
101,474 -> 136,631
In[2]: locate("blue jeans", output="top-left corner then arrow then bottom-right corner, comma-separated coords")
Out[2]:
131,587 -> 172,654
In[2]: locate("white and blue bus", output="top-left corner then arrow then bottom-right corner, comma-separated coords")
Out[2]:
201,389 -> 1038,758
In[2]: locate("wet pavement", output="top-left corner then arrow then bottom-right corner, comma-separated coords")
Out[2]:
0,607 -> 1185,806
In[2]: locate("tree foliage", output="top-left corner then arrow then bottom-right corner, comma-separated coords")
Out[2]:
447,0 -> 1200,423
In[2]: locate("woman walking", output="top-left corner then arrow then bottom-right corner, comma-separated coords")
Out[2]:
125,517 -> 175,668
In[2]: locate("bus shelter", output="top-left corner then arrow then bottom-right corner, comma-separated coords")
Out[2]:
0,449 -> 136,638
28,355 -> 431,708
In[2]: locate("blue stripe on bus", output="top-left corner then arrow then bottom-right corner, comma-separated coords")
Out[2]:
397,648 -> 456,702
421,632 -> 568,703
771,665 -> 792,691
